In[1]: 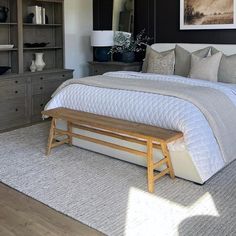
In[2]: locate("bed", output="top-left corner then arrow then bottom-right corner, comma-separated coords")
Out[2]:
44,43 -> 236,184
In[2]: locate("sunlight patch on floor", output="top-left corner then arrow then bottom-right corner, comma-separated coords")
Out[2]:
124,187 -> 219,236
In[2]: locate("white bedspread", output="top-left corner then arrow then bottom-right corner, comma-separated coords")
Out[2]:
45,71 -> 236,181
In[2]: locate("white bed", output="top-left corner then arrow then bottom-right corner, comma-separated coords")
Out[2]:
45,43 -> 236,184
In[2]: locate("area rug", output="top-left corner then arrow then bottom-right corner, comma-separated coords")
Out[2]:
0,123 -> 236,236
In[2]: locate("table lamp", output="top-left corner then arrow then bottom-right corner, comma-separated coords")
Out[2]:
91,30 -> 114,62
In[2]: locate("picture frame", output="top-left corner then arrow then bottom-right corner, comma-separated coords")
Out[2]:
180,0 -> 236,30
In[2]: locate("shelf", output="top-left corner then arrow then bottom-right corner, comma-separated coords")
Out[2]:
0,23 -> 17,25
23,23 -> 62,27
23,47 -> 62,51
0,48 -> 18,52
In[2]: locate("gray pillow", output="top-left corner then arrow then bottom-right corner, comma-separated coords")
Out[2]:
147,49 -> 175,75
142,46 -> 174,72
211,47 -> 236,83
175,45 -> 211,77
189,52 -> 222,82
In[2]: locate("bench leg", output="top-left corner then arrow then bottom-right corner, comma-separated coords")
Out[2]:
160,142 -> 175,179
147,139 -> 154,193
67,121 -> 73,146
46,118 -> 56,156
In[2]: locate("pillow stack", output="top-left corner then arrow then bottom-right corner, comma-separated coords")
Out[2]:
142,44 -> 236,84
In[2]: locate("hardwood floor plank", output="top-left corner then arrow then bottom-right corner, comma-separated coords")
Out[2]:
0,183 -> 104,236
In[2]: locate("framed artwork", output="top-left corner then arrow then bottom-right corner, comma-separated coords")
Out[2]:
180,0 -> 236,30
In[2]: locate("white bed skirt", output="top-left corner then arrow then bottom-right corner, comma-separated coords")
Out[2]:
57,119 -> 204,184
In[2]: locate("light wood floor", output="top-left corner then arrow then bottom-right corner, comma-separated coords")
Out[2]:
0,183 -> 104,236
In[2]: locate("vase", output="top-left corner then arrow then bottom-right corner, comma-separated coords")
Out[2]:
0,6 -> 9,23
122,51 -> 135,63
30,60 -> 37,72
35,53 -> 46,71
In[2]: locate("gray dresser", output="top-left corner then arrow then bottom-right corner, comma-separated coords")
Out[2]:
0,69 -> 73,131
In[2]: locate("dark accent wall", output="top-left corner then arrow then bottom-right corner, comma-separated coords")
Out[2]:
156,0 -> 236,44
93,0 -> 113,30
93,0 -> 236,44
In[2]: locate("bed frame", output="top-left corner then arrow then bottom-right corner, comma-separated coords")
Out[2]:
56,43 -> 236,184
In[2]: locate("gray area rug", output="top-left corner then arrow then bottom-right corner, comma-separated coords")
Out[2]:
0,123 -> 236,236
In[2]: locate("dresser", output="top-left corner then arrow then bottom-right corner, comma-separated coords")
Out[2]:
0,69 -> 73,131
88,61 -> 142,75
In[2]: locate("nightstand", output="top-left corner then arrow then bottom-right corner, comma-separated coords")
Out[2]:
88,61 -> 142,76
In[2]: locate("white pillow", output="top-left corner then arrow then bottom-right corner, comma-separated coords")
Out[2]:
189,52 -> 222,82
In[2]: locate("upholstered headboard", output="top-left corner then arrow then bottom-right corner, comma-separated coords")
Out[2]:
151,43 -> 236,56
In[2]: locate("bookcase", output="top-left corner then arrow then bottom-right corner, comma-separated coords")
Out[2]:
0,0 -> 73,131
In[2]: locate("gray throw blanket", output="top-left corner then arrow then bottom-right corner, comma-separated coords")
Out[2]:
52,75 -> 236,163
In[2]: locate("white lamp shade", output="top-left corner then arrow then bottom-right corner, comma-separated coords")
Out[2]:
91,31 -> 114,47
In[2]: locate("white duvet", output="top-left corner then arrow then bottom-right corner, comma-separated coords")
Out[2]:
45,71 -> 236,181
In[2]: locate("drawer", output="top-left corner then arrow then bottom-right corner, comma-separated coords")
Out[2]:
32,79 -> 66,95
0,98 -> 28,130
0,77 -> 27,88
32,94 -> 51,117
0,84 -> 27,100
91,66 -> 110,75
31,72 -> 72,83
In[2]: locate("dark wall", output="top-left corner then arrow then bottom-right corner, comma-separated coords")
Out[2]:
93,0 -> 236,44
93,0 -> 113,30
156,0 -> 236,44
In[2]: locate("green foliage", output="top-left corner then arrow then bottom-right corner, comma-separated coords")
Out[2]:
110,29 -> 152,54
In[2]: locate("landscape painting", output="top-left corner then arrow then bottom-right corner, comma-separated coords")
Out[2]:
180,0 -> 236,29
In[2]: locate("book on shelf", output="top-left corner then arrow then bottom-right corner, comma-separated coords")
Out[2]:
27,6 -> 46,24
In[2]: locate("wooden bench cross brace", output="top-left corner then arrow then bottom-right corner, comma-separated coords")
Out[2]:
43,108 -> 182,193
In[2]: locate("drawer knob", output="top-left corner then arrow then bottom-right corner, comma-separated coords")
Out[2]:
62,74 -> 65,77
40,77 -> 44,80
15,80 -> 18,84
15,91 -> 18,94
40,87 -> 43,90
40,104 -> 44,107
15,108 -> 18,112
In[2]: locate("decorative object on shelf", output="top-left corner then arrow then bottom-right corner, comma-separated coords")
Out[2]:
24,42 -> 50,48
0,44 -> 14,49
25,13 -> 34,23
0,66 -> 11,75
91,31 -> 114,62
27,5 -> 46,24
110,29 -> 152,63
0,6 -> 9,23
35,53 -> 46,71
30,60 -> 37,72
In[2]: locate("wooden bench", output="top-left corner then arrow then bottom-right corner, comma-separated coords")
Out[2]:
42,108 -> 183,193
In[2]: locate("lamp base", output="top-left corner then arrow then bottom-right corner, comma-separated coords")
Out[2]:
94,47 -> 111,62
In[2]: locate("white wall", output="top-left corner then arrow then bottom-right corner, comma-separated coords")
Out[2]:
64,0 -> 93,78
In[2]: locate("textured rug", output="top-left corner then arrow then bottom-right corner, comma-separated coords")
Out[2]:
0,123 -> 236,236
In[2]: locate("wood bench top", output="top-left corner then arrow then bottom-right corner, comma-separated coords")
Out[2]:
42,108 -> 183,143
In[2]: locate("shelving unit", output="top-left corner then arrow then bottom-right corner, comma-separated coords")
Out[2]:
0,0 -> 18,73
0,0 -> 73,130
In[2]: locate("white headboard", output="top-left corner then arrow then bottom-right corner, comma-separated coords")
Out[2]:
151,43 -> 236,56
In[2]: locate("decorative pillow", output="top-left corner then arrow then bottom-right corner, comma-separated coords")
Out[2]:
211,47 -> 236,83
146,49 -> 175,75
142,46 -> 174,72
189,52 -> 222,82
175,45 -> 211,77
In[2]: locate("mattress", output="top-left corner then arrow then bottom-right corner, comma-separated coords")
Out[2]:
45,71 -> 236,182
